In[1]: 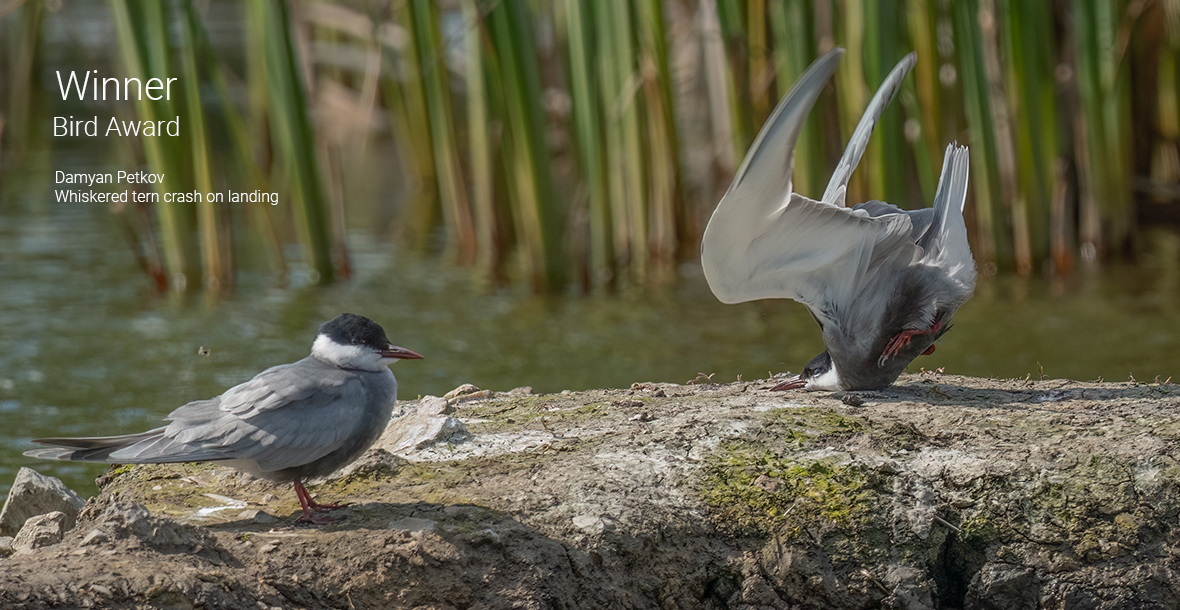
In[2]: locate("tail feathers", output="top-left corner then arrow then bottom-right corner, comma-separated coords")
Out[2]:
30,429 -> 163,450
934,143 -> 970,216
24,428 -> 209,464
924,143 -> 974,282
935,144 -> 971,245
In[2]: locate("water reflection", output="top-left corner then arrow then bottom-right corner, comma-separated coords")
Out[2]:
3,182 -> 1180,496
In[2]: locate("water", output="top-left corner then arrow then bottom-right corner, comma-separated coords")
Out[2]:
4,158 -> 1180,498
4,1 -> 1179,498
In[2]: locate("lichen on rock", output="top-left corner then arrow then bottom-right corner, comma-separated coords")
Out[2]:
3,375 -> 1180,609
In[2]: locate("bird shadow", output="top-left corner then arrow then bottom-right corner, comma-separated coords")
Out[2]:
829,377 -> 1178,410
204,499 -> 502,534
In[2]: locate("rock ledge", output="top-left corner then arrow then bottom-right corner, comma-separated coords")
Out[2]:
3,375 -> 1179,610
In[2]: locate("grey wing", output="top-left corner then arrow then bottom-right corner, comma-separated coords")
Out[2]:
918,143 -> 975,287
821,53 -> 917,207
709,48 -> 844,232
702,47 -> 919,312
710,192 -> 919,316
701,47 -> 843,305
107,362 -> 371,472
855,200 -> 935,242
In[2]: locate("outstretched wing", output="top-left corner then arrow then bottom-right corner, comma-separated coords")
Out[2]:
822,53 -> 917,207
702,50 -> 920,316
722,48 -> 844,214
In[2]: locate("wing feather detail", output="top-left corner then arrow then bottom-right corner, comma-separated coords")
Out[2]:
821,53 -> 917,207
702,49 -> 922,315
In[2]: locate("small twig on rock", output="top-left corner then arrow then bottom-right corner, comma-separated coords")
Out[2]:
539,417 -> 565,439
860,569 -> 890,595
932,514 -> 961,533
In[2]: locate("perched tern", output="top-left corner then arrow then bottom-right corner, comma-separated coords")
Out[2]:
26,313 -> 422,523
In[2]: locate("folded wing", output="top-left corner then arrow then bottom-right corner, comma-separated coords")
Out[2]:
26,361 -> 373,474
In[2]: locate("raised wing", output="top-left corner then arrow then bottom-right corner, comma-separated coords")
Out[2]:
702,49 -> 922,314
714,192 -> 918,314
723,48 -> 844,209
821,53 -> 917,207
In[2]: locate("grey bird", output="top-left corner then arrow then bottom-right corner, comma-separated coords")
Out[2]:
25,313 -> 422,524
701,48 -> 976,391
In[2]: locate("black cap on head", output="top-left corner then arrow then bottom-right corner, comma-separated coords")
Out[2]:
317,313 -> 391,349
802,350 -> 833,379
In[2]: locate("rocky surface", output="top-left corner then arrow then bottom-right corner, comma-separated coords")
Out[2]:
3,374 -> 1180,609
0,466 -> 86,536
10,510 -> 71,553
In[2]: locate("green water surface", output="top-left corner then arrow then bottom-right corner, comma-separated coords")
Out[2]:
4,172 -> 1180,498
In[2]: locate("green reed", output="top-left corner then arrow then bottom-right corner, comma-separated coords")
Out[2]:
111,0 -> 195,289
102,0 -> 341,290
257,0 -> 336,283
6,0 -> 1174,290
3,0 -> 43,163
487,0 -> 566,290
409,0 -> 476,267
564,0 -> 613,285
1074,0 -> 1134,259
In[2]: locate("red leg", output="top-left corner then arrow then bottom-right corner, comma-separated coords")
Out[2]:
922,344 -> 936,356
293,479 -> 348,524
882,320 -> 943,359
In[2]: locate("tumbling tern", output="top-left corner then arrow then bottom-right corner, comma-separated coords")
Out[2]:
701,49 -> 976,391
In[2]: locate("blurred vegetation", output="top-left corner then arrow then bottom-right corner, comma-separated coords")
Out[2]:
2,0 -> 1180,292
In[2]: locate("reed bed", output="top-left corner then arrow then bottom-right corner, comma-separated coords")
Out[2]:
3,0 -> 1178,291
91,0 -> 336,290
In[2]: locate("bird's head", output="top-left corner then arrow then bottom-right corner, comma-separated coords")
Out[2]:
312,313 -> 423,372
770,351 -> 842,391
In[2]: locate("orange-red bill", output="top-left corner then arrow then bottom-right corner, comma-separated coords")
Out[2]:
381,345 -> 424,360
770,375 -> 805,391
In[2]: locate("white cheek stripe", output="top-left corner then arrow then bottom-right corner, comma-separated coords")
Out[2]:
312,334 -> 380,369
808,362 -> 843,391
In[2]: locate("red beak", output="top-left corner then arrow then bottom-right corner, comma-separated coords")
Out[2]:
770,375 -> 805,391
380,345 -> 423,360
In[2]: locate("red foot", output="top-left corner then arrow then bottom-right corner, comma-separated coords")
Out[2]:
922,344 -> 936,356
882,320 -> 943,359
293,479 -> 349,524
